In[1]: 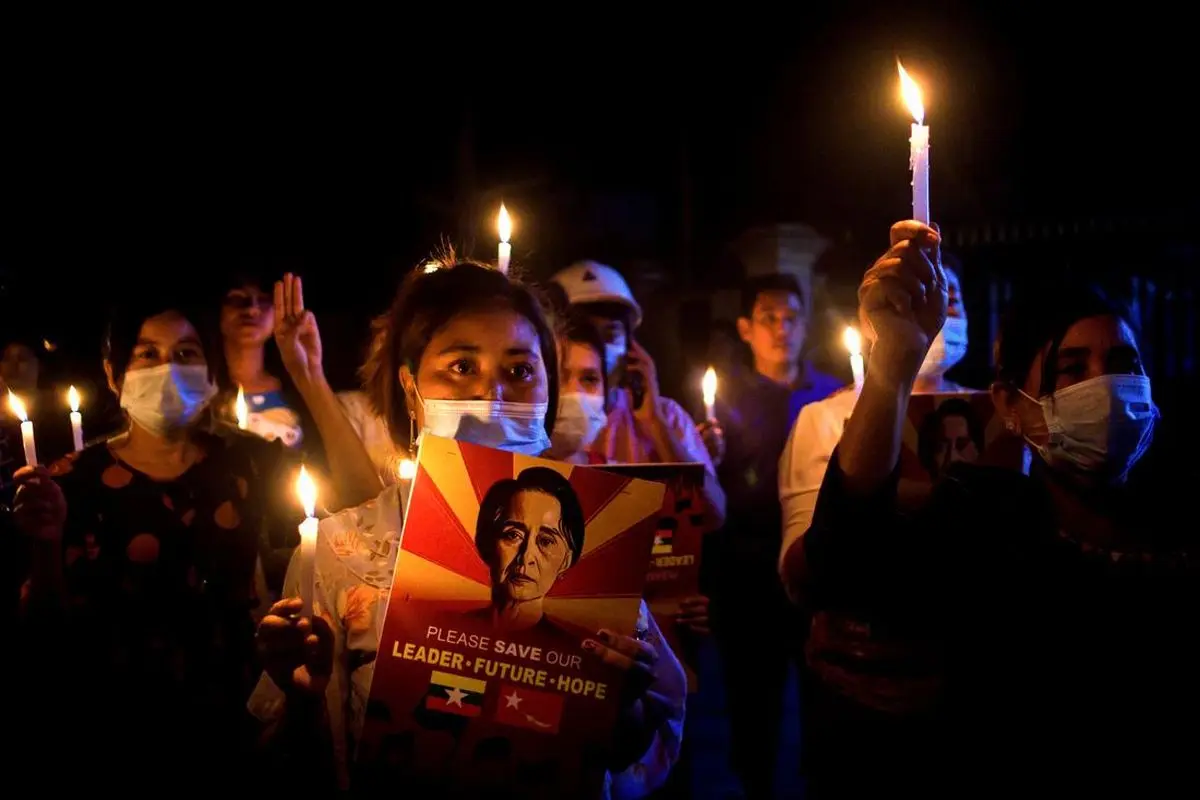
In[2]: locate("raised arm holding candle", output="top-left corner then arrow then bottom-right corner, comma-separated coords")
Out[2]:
898,61 -> 930,224
497,203 -> 512,274
8,390 -> 37,465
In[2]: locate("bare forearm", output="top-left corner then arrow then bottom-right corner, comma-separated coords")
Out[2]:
295,375 -> 382,510
838,345 -> 916,496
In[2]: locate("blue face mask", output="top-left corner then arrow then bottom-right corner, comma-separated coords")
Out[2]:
1022,373 -> 1157,483
419,395 -> 551,456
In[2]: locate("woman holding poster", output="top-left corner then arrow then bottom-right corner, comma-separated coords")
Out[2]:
252,260 -> 685,797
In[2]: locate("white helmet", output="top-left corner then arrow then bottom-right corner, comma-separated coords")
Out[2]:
551,261 -> 643,328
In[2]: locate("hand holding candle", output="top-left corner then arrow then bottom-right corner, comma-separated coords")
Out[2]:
296,466 -> 319,617
701,367 -> 718,422
843,327 -> 865,391
497,203 -> 512,274
235,386 -> 249,431
68,386 -> 84,452
898,61 -> 930,224
8,390 -> 37,466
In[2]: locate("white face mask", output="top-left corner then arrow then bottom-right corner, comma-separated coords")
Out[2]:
919,316 -> 968,378
1022,374 -> 1157,483
119,363 -> 217,436
552,393 -> 608,456
419,392 -> 551,457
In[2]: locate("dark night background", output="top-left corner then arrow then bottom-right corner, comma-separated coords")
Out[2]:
2,8 -> 1197,444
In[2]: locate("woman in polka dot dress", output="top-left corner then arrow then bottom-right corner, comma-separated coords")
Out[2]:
13,298 -> 306,791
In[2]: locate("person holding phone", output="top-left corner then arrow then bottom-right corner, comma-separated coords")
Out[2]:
550,262 -> 726,525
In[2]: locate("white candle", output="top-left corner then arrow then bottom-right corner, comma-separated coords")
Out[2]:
7,390 -> 37,466
397,457 -> 417,482
235,385 -> 249,431
68,385 -> 84,452
843,327 -> 865,391
497,203 -> 512,274
296,466 -> 318,617
701,367 -> 718,422
898,62 -> 930,224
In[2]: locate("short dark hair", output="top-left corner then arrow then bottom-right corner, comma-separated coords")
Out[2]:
995,281 -> 1136,396
102,299 -> 214,386
740,274 -> 805,319
918,398 -> 985,477
474,466 -> 586,567
560,310 -> 610,413
361,261 -> 559,451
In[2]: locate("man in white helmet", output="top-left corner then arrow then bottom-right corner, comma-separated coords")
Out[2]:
550,262 -> 721,497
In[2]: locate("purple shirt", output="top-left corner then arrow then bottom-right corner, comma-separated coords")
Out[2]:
716,364 -> 841,554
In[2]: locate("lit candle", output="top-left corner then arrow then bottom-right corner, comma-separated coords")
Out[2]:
296,466 -> 319,617
235,386 -> 249,431
7,390 -> 37,466
497,203 -> 512,274
68,386 -> 84,452
843,327 -> 865,391
701,367 -> 718,422
898,61 -> 930,224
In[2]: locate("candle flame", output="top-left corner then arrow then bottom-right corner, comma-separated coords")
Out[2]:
423,260 -> 442,274
843,326 -> 863,357
897,61 -> 924,125
497,203 -> 512,244
701,367 -> 718,405
7,390 -> 28,422
235,386 -> 248,430
397,457 -> 417,481
68,385 -> 81,413
296,465 -> 317,518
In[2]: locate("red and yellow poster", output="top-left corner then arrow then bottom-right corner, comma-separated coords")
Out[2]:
357,436 -> 665,797
897,392 -> 1027,507
598,462 -> 710,690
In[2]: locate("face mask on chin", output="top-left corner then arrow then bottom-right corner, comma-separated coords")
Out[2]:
551,393 -> 608,456
119,363 -> 217,436
919,316 -> 968,379
417,390 -> 551,457
1022,373 -> 1157,484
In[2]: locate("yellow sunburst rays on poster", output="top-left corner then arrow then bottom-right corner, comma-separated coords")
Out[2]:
574,481 -> 665,557
393,550 -> 492,603
419,437 -> 482,536
512,453 -> 573,480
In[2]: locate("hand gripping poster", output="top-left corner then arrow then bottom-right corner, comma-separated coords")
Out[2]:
358,435 -> 665,797
598,462 -> 710,690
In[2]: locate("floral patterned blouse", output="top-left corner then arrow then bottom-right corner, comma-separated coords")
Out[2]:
45,429 -> 299,778
249,483 -> 687,797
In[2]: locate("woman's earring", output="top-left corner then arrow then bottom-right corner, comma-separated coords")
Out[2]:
1005,417 -> 1017,434
408,414 -> 417,455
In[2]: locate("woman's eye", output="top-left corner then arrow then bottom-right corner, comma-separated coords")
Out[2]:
449,359 -> 477,377
581,374 -> 601,389
537,533 -> 556,550
176,347 -> 204,363
501,527 -> 523,542
134,349 -> 157,361
509,362 -> 535,381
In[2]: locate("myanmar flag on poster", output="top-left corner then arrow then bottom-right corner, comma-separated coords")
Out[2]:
652,524 -> 673,555
425,671 -> 486,718
493,684 -> 565,734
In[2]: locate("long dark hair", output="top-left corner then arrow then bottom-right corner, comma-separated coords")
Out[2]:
361,260 -> 560,452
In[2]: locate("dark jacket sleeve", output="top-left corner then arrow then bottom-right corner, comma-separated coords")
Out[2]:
802,446 -> 906,608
